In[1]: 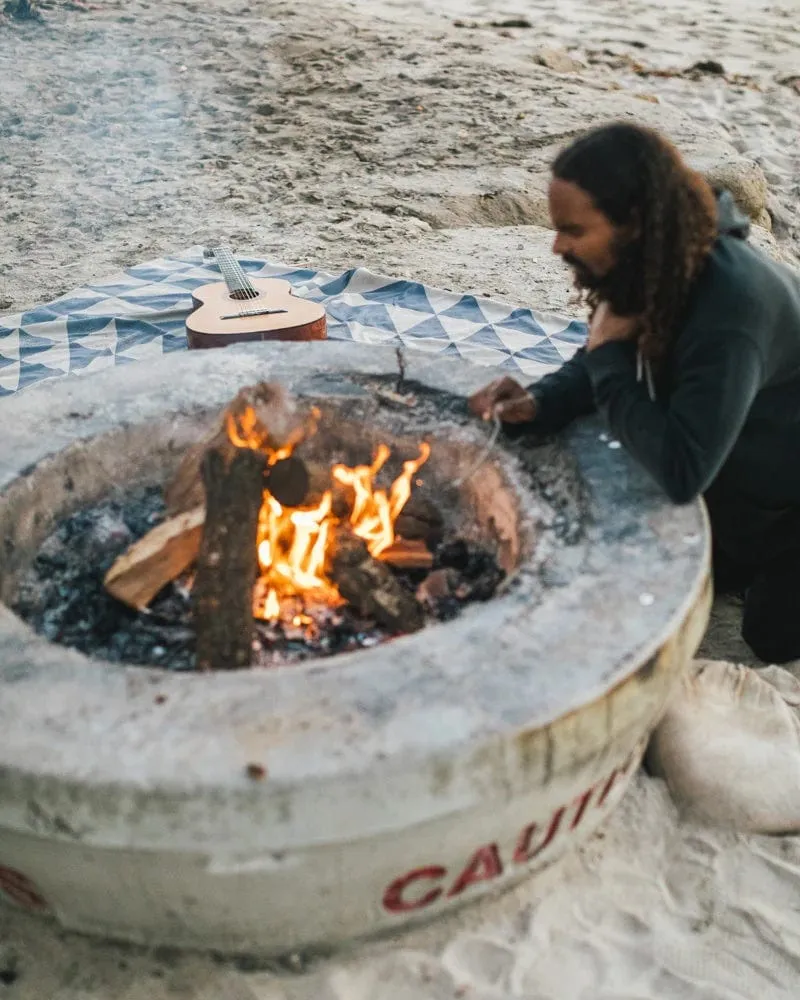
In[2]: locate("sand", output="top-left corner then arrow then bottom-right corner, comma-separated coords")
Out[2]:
1,0 -> 800,996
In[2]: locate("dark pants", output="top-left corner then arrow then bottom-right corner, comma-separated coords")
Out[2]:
711,519 -> 800,665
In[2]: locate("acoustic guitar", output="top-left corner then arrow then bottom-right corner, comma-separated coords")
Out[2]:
186,246 -> 327,349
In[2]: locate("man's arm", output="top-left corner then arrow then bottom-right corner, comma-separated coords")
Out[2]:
583,331 -> 763,503
529,348 -> 597,433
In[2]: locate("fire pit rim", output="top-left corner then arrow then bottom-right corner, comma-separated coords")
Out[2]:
0,343 -> 710,848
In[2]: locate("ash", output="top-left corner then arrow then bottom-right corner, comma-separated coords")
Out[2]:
12,488 -> 503,672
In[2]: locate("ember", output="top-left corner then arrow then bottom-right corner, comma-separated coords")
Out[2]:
12,486 -> 503,670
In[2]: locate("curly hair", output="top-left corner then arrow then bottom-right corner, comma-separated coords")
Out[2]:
552,122 -> 718,367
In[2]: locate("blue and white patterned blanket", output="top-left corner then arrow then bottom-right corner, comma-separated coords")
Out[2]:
0,248 -> 586,397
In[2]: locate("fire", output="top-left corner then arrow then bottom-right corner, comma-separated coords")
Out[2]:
253,490 -> 340,619
227,409 -> 293,465
332,442 -> 431,557
248,433 -> 430,622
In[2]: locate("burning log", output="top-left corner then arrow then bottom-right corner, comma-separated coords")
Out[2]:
165,382 -> 313,515
264,454 -> 310,508
165,429 -> 223,516
394,492 -> 444,549
330,532 -> 425,634
104,506 -> 204,611
377,537 -> 434,571
168,439 -> 312,515
192,438 -> 266,672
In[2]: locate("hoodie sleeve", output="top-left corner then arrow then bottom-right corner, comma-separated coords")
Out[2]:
583,331 -> 763,504
528,348 -> 597,433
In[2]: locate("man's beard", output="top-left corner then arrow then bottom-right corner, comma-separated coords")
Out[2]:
564,237 -> 645,316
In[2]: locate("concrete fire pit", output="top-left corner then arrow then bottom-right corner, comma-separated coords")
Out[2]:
0,342 -> 711,957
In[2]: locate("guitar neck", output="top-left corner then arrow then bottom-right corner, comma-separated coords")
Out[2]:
211,246 -> 258,299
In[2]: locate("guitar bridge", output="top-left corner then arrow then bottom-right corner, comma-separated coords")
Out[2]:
220,307 -> 289,320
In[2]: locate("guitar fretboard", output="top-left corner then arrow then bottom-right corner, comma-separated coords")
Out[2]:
211,245 -> 259,300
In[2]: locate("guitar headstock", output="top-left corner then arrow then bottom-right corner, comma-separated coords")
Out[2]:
204,245 -> 235,260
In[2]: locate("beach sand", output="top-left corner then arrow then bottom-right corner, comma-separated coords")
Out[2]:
1,0 -> 800,996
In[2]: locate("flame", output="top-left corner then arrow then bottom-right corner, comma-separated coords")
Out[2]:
332,442 -> 431,556
243,421 -> 430,622
227,410 -> 293,465
253,491 -> 340,620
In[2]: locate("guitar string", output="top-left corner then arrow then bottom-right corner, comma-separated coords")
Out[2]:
236,250 -> 260,309
216,245 -> 258,316
232,248 -> 258,301
224,246 -> 256,303
229,248 -> 251,316
215,246 -> 296,322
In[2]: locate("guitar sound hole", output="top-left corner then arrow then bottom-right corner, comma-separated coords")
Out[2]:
229,288 -> 260,301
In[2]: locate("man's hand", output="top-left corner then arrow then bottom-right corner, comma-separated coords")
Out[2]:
587,302 -> 640,351
468,376 -> 537,424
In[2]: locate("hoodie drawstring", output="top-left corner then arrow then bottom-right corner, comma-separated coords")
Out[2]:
637,348 -> 656,402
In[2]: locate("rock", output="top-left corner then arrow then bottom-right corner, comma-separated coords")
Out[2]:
416,568 -> 456,604
490,18 -> 532,29
777,74 -> 800,95
646,659 -> 800,834
689,59 -> 726,76
533,48 -> 584,74
695,155 -> 769,222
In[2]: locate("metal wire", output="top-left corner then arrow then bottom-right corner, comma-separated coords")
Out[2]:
454,411 -> 503,487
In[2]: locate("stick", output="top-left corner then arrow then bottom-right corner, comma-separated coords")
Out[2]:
377,538 -> 434,571
104,507 -> 205,611
454,412 -> 502,487
330,532 -> 425,633
395,346 -> 407,394
192,440 -> 265,671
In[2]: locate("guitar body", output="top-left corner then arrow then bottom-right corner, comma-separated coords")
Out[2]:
186,277 -> 327,350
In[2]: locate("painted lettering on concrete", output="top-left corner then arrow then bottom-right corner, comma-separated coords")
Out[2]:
447,843 -> 503,898
383,748 -> 640,914
382,865 -> 447,913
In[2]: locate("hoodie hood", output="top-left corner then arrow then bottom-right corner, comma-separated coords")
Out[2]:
715,188 -> 751,240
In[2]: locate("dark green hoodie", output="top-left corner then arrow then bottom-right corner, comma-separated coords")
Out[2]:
530,191 -> 800,563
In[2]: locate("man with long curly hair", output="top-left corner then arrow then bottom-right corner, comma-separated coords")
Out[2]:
470,122 -> 800,664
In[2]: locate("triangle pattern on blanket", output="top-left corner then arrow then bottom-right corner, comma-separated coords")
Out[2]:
0,248 -> 587,397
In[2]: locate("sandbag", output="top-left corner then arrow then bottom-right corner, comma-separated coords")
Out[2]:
647,659 -> 800,834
